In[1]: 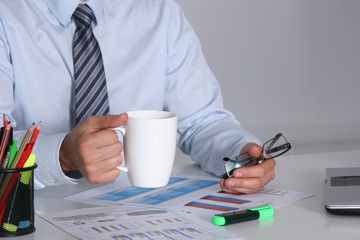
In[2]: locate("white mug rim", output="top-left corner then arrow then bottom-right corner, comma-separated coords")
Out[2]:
126,110 -> 177,120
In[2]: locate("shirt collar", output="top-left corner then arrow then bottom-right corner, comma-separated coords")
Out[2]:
42,0 -> 104,26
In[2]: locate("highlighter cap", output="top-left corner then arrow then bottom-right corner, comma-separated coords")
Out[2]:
247,205 -> 274,219
23,153 -> 36,168
212,215 -> 226,226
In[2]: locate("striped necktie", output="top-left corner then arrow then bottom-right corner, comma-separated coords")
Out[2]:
72,4 -> 110,125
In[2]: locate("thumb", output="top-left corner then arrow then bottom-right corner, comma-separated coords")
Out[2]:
245,142 -> 262,159
86,113 -> 128,131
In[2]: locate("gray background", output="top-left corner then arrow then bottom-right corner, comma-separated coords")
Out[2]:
176,0 -> 360,155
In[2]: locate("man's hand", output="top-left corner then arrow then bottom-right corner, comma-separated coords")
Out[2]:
220,142 -> 276,194
60,114 -> 128,184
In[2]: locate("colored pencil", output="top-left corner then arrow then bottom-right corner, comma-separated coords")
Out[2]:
29,121 -> 41,144
10,123 -> 34,169
15,143 -> 34,169
0,124 -> 11,164
3,114 -> 9,127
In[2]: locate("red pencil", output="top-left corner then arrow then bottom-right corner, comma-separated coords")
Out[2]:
29,121 -> 41,144
16,142 -> 34,169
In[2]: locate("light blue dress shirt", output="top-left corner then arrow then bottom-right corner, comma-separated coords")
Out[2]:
0,0 -> 260,189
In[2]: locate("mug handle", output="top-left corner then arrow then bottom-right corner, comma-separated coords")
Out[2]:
111,127 -> 128,173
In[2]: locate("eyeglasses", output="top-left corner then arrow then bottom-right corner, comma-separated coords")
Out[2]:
223,133 -> 291,179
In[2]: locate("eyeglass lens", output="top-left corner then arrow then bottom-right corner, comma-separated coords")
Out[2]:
263,134 -> 290,159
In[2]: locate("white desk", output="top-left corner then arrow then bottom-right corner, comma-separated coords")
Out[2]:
5,149 -> 360,240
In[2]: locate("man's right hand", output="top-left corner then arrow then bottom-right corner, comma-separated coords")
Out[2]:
59,114 -> 128,184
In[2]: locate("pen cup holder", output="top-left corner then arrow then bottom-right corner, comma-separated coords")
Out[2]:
0,164 -> 37,237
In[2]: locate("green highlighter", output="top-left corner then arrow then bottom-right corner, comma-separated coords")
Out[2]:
212,205 -> 274,226
7,140 -> 18,169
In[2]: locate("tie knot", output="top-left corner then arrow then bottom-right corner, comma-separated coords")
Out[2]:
73,4 -> 95,28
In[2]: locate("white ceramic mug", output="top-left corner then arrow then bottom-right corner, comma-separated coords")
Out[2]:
113,110 -> 177,188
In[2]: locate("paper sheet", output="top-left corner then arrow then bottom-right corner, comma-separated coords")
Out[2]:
38,205 -> 242,240
65,175 -> 314,221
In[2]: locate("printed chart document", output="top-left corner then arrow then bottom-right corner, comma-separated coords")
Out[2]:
65,175 -> 314,220
38,205 -> 241,240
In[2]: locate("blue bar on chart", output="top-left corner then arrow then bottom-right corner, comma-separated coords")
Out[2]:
96,177 -> 187,202
135,180 -> 219,205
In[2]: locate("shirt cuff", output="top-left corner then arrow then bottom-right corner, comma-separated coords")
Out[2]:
32,132 -> 82,189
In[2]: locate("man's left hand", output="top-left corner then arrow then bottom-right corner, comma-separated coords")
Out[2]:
220,143 -> 276,194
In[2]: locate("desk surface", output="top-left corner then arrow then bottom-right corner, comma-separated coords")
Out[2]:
6,149 -> 360,240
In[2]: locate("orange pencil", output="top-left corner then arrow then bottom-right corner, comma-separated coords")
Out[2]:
3,114 -> 9,126
0,124 -> 11,163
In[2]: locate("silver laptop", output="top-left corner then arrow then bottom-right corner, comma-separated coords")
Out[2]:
324,167 -> 360,214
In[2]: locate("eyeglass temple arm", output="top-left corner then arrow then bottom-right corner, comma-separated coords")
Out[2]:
265,142 -> 291,154
264,133 -> 283,151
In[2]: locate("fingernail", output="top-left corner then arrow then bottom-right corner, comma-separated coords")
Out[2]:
228,180 -> 235,187
234,171 -> 243,178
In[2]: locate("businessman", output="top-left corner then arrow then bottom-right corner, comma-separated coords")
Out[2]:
0,0 -> 275,193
